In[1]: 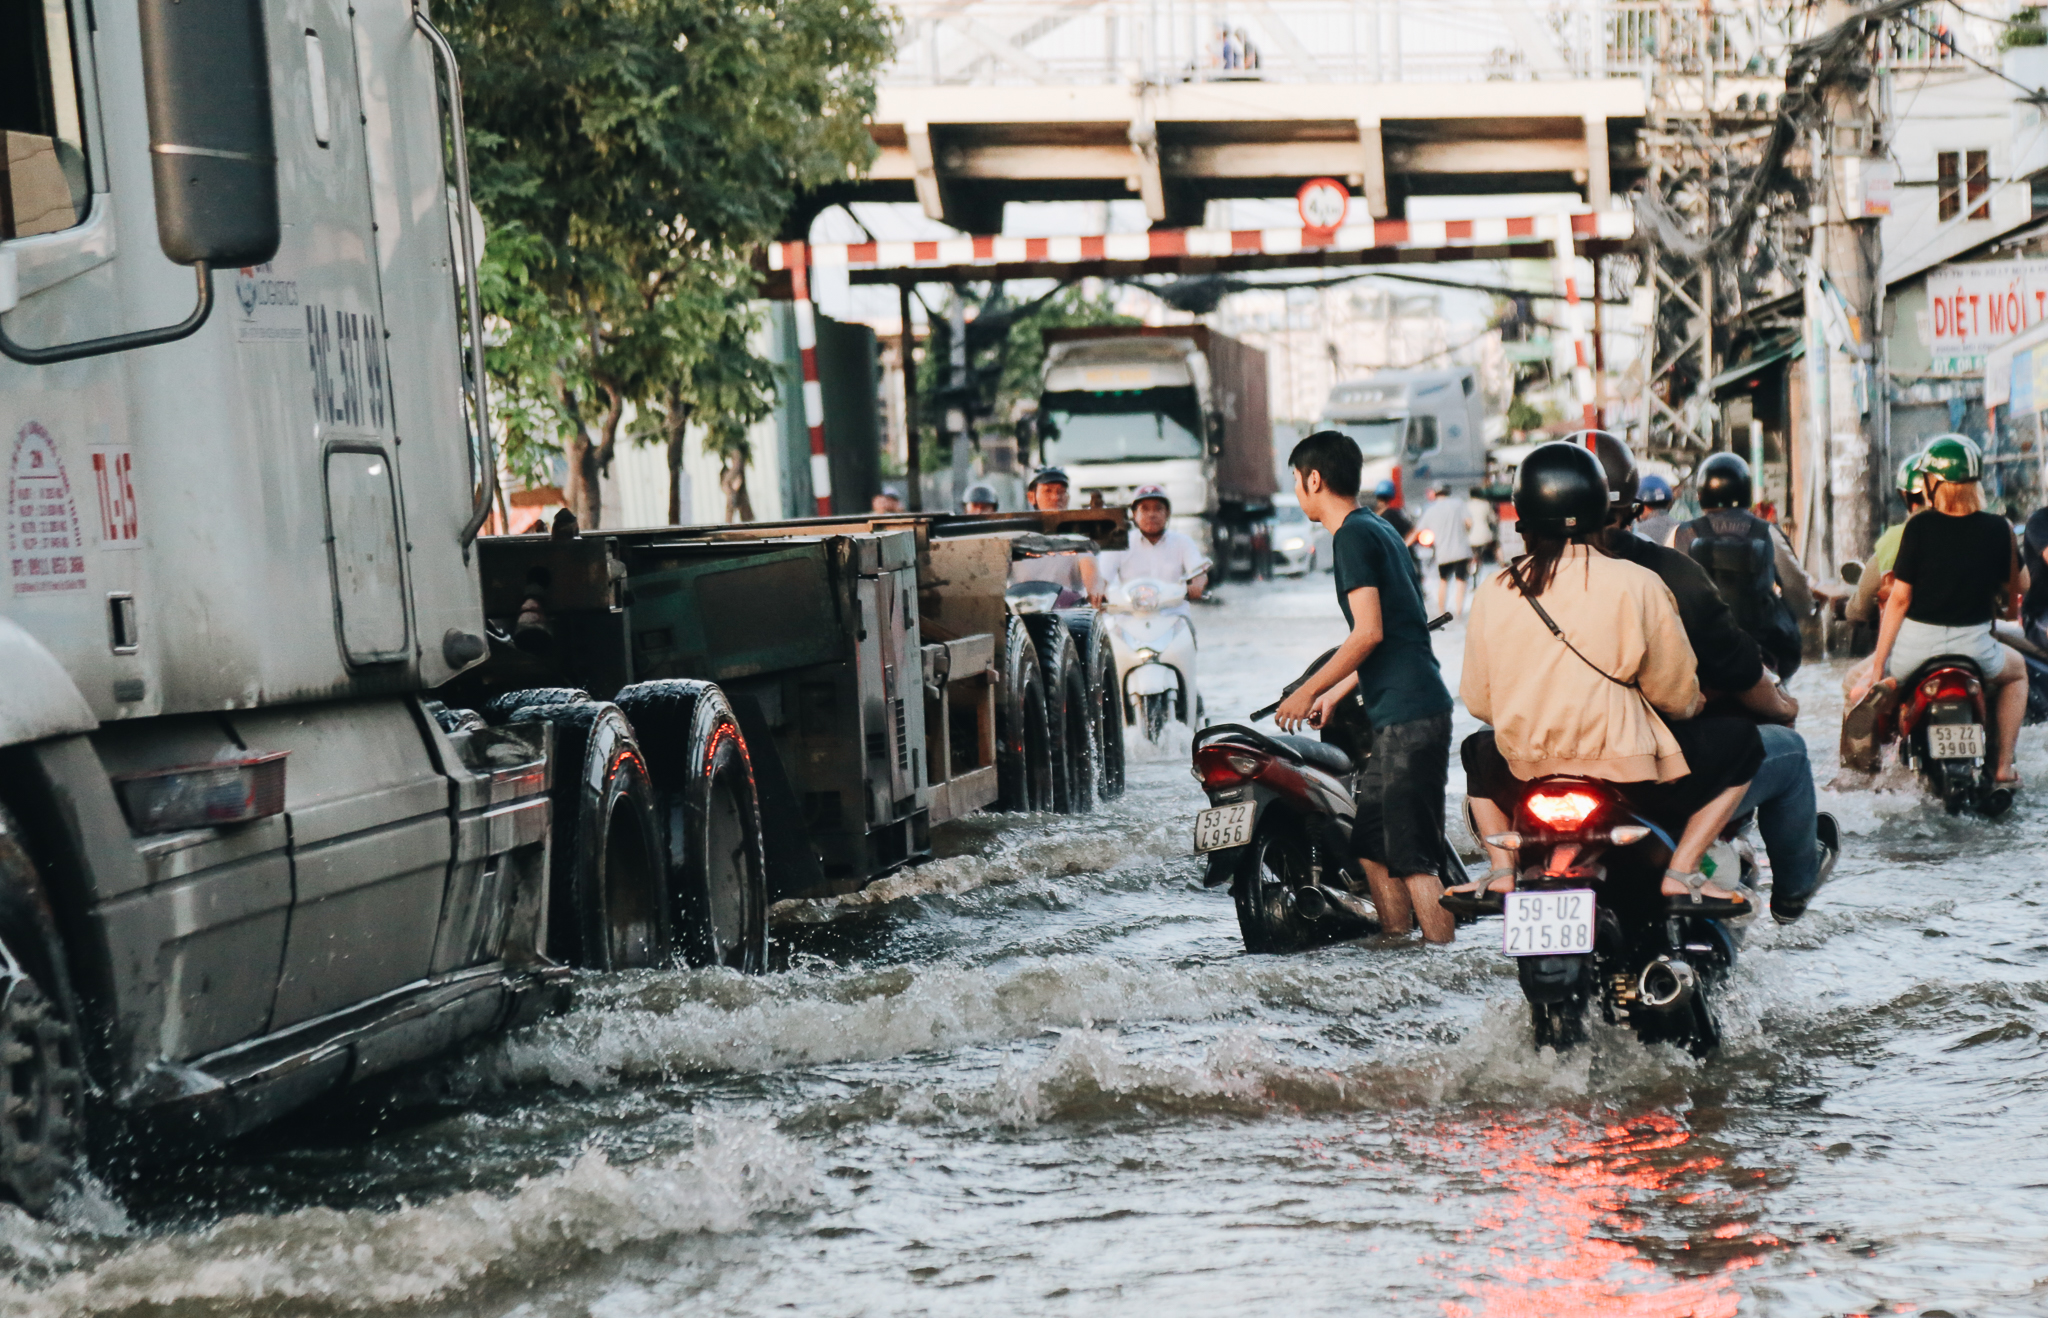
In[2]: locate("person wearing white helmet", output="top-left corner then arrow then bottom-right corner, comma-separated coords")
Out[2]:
1094,485 -> 1210,612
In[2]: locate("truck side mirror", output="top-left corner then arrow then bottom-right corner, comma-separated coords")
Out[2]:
0,0 -> 278,365
139,0 -> 281,266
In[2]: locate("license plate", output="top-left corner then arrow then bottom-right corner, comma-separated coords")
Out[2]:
1502,889 -> 1596,957
1928,723 -> 1985,760
1193,803 -> 1254,852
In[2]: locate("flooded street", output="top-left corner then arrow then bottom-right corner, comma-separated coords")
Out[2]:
6,574 -> 2048,1317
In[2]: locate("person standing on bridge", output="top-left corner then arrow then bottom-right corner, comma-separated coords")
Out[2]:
1273,431 -> 1456,944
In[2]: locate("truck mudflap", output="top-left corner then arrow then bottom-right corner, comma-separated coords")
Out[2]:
117,960 -> 571,1141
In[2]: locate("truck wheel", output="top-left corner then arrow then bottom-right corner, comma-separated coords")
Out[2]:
1022,615 -> 1093,814
997,619 -> 1053,812
614,681 -> 769,973
481,687 -> 589,724
1061,608 -> 1123,800
507,702 -> 667,970
0,806 -> 86,1216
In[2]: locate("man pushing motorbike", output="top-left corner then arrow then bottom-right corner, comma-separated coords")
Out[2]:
1273,432 -> 1456,944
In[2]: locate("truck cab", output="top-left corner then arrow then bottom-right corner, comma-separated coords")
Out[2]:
1316,368 -> 1486,508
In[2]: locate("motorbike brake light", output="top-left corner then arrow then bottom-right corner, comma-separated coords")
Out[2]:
1194,745 -> 1262,787
1525,789 -> 1602,830
1416,529 -> 1435,547
1921,674 -> 1974,703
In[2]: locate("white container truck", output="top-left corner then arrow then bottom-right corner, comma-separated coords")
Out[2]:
1315,367 -> 1487,508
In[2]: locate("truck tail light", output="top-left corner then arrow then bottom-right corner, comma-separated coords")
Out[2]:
113,751 -> 288,834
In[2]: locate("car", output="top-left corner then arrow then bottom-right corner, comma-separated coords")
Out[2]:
1271,495 -> 1331,575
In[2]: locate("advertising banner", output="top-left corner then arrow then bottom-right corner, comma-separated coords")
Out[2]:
1924,259 -> 2048,372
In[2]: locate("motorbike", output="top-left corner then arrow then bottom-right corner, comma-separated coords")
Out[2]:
1457,777 -> 1756,1057
1102,577 -> 1199,744
1863,656 -> 2013,817
1190,616 -> 1454,954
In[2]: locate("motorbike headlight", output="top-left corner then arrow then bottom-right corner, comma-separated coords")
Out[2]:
1135,647 -> 1161,663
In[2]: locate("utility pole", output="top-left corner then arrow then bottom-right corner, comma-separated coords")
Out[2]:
1809,0 -> 1888,573
947,286 -> 971,508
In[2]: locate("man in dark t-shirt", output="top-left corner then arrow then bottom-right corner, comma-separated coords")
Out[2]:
1275,432 -> 1455,943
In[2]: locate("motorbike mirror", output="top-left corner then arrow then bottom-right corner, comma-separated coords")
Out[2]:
1840,559 -> 1864,586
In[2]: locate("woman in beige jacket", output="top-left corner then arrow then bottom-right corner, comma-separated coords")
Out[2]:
1448,444 -> 1763,914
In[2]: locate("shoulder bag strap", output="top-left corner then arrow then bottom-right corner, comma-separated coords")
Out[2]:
1508,559 -> 1642,690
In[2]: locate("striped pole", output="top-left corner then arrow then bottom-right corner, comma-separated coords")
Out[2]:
1552,214 -> 1600,431
788,248 -> 833,515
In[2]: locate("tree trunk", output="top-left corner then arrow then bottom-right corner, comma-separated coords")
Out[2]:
559,384 -> 602,530
665,390 -> 692,525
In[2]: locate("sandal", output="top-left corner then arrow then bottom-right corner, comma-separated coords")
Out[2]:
1663,868 -> 1751,917
1439,867 -> 1516,918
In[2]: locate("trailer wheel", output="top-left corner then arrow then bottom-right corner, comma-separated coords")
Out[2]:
996,619 -> 1053,812
1022,616 -> 1094,814
481,687 -> 589,724
1061,608 -> 1123,801
0,805 -> 86,1216
507,702 -> 667,970
614,681 -> 769,973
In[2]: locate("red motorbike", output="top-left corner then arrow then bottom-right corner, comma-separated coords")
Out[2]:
1863,656 -> 2010,816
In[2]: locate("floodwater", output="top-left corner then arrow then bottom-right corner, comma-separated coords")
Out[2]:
6,574 -> 2048,1317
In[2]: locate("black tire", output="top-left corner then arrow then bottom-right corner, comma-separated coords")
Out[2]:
1062,608 -> 1123,801
997,619 -> 1054,812
1141,691 -> 1173,744
614,680 -> 770,973
507,701 -> 667,970
1022,615 -> 1094,814
1531,999 -> 1588,1051
1230,815 -> 1320,954
481,687 -> 589,724
0,804 -> 86,1216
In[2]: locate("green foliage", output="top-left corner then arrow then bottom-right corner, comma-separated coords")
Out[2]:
1505,396 -> 1544,435
441,0 -> 893,522
2002,7 -> 2047,49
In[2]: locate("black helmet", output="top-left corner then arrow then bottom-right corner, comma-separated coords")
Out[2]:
1513,442 -> 1610,540
1696,452 -> 1753,510
1026,466 -> 1069,492
962,483 -> 998,508
1564,429 -> 1638,522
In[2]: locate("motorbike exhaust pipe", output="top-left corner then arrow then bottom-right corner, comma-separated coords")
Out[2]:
1293,884 -> 1378,924
1636,955 -> 1698,1012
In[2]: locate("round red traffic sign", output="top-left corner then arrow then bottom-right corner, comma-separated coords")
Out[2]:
1297,177 -> 1351,230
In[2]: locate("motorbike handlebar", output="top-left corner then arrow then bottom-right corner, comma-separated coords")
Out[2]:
1248,612 -> 1453,722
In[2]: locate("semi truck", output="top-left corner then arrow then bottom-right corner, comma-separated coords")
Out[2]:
1315,367 -> 1487,507
0,0 -> 1124,1215
1036,326 -> 1275,577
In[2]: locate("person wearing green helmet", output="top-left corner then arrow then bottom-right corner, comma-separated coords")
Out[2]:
1845,450 -> 1931,627
1851,433 -> 2031,789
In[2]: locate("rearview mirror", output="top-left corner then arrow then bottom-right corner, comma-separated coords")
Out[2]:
138,0 -> 280,265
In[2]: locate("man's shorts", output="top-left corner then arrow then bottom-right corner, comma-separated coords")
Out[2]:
1353,710 -> 1452,878
1437,558 -> 1471,582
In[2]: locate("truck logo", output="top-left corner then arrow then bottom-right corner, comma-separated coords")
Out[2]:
8,422 -> 87,595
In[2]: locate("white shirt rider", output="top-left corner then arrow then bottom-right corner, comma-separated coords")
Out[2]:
1097,490 -> 1211,616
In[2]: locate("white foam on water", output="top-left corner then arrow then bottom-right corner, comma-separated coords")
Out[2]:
1123,718 -> 1195,763
0,1119 -> 810,1316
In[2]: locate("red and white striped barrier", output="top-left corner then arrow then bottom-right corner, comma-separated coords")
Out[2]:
786,246 -> 833,515
767,212 -> 1634,279
1550,214 -> 1600,431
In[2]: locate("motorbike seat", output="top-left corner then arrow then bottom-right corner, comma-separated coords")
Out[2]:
1904,655 -> 1985,685
1272,734 -> 1354,776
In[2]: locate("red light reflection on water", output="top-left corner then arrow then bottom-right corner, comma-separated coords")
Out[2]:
1394,1110 -> 1777,1318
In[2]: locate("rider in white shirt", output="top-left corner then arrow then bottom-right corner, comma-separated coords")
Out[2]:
1095,485 -> 1211,615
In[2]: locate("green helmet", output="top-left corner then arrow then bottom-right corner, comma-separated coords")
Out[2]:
1894,451 -> 1926,497
1919,434 -> 1983,485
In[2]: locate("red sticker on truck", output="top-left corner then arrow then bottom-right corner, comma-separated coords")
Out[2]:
8,422 -> 87,595
91,446 -> 140,548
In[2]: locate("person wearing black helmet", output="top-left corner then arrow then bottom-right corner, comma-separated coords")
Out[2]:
1451,441 -> 1763,917
1580,430 -> 1835,924
962,483 -> 1000,514
1673,453 -> 1813,679
1012,466 -> 1097,602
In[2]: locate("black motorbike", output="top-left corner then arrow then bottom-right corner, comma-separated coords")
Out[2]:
1191,616 -> 1456,954
1457,776 -> 1754,1057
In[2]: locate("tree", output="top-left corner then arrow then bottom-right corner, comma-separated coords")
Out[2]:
442,0 -> 892,527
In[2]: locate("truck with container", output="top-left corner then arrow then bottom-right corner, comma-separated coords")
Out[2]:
1315,367 -> 1487,508
0,0 -> 1124,1216
1036,325 -> 1275,577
